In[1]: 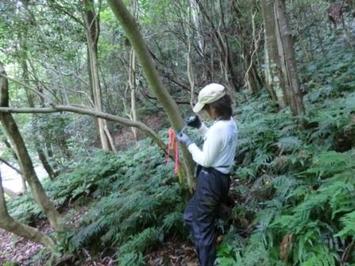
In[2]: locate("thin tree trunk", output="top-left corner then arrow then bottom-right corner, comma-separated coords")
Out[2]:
128,48 -> 138,142
96,0 -> 196,188
262,0 -> 286,107
36,86 -> 59,174
274,0 -> 305,116
104,125 -> 117,152
0,172 -> 55,249
189,0 -> 204,55
83,0 -> 113,151
0,62 -> 63,232
0,157 -> 22,175
129,0 -> 138,143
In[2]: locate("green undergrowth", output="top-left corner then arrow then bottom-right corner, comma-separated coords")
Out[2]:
6,34 -> 355,266
7,138 -> 187,265
216,39 -> 355,265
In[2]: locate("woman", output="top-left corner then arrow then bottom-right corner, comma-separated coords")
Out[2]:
177,83 -> 238,266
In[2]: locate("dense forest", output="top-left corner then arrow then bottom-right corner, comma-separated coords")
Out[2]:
0,0 -> 354,265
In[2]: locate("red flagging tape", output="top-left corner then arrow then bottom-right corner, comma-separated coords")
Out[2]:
166,128 -> 179,175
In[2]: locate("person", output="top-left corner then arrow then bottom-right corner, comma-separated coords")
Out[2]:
177,83 -> 238,266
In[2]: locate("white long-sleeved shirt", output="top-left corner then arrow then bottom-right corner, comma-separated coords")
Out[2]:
187,118 -> 238,174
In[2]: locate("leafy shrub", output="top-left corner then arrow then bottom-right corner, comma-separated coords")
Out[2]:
54,138 -> 187,260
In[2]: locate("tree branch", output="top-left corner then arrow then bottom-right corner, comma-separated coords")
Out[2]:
0,74 -> 47,100
0,105 -> 166,153
0,157 -> 22,175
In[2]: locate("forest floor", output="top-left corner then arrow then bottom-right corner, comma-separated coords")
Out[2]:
0,207 -> 199,266
0,220 -> 51,265
0,228 -> 198,266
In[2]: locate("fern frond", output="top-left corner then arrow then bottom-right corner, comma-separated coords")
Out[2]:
335,211 -> 355,238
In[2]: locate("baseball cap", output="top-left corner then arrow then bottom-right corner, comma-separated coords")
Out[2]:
192,83 -> 226,113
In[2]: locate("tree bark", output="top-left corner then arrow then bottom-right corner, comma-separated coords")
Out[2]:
0,63 -> 63,232
0,172 -> 55,249
108,0 -> 194,188
128,0 -> 138,143
261,0 -> 286,107
83,0 -> 113,151
128,48 -> 138,142
274,0 -> 305,116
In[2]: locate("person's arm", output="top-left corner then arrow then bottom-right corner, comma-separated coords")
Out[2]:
198,122 -> 209,137
187,129 -> 222,167
186,115 -> 208,137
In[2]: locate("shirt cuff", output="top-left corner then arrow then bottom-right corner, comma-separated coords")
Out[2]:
187,143 -> 198,152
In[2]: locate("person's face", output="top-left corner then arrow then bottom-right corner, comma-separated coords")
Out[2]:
200,105 -> 215,120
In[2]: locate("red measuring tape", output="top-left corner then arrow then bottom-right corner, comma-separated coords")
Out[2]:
166,128 -> 180,175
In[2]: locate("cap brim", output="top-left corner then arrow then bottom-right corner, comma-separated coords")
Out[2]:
192,102 -> 205,113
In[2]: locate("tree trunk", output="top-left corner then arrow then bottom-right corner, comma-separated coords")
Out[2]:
274,0 -> 305,116
129,1 -> 138,143
0,62 -> 63,232
0,172 -> 55,249
261,0 -> 286,107
189,0 -> 204,55
83,0 -> 113,151
129,50 -> 138,142
108,0 -> 194,189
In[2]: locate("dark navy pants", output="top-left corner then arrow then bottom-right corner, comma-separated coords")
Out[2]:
184,167 -> 231,266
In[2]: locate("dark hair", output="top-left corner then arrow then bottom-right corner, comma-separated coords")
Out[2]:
204,94 -> 233,120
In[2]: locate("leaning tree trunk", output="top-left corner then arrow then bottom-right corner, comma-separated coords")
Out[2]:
83,0 -> 114,151
108,0 -> 194,189
0,62 -> 63,232
274,0 -> 305,116
0,172 -> 55,249
261,0 -> 286,108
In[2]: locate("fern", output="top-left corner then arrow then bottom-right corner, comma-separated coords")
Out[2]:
72,217 -> 106,248
161,211 -> 184,236
118,227 -> 160,257
118,252 -> 145,266
302,150 -> 354,178
276,136 -> 302,153
336,211 -> 355,238
299,245 -> 337,266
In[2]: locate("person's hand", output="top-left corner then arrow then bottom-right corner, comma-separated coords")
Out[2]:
186,115 -> 201,129
176,132 -> 193,146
